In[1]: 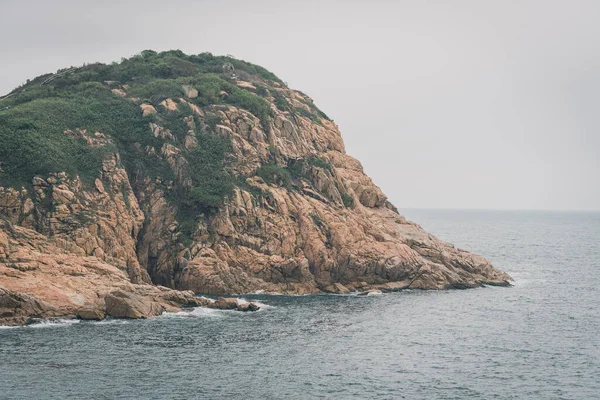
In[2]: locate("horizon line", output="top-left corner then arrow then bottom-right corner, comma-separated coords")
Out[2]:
398,207 -> 600,213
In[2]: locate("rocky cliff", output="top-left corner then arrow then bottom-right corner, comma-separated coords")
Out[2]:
0,50 -> 510,324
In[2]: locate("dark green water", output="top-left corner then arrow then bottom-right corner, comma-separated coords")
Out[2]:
1,210 -> 599,399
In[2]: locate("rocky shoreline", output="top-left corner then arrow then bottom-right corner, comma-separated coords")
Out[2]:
1,285 -> 262,327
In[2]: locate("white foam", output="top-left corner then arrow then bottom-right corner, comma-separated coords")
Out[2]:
92,319 -> 130,326
247,300 -> 275,310
161,306 -> 223,319
233,297 -> 275,311
0,325 -> 21,330
249,290 -> 284,296
28,319 -> 81,329
197,296 -> 215,303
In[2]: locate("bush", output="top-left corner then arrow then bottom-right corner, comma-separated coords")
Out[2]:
227,86 -> 272,123
183,132 -> 235,210
256,163 -> 291,188
128,79 -> 184,100
0,96 -> 114,187
0,85 -> 176,189
273,92 -> 289,111
255,85 -> 268,97
308,156 -> 333,171
188,75 -> 224,106
340,191 -> 355,208
159,105 -> 191,141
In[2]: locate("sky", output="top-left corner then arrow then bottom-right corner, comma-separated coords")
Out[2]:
1,0 -> 598,211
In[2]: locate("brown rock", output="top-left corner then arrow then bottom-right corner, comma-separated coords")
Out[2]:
160,98 -> 178,111
182,85 -> 198,98
104,290 -> 165,319
212,297 -> 238,310
236,302 -> 261,312
323,283 -> 350,294
111,88 -> 126,97
77,309 -> 105,320
235,81 -> 256,90
140,103 -> 157,116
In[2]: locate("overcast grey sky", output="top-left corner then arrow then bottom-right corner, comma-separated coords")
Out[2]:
1,0 -> 598,210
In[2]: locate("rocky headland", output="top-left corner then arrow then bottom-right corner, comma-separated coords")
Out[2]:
0,50 -> 510,325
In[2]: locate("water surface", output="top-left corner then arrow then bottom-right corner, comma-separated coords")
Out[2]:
1,210 -> 598,399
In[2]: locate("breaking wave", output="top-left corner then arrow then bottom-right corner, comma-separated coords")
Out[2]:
28,319 -> 81,329
161,307 -> 224,319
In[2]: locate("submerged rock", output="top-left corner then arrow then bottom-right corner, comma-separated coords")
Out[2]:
236,302 -> 260,312
209,297 -> 260,312
212,297 -> 238,310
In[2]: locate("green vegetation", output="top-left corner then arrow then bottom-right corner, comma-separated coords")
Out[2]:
256,156 -> 334,189
184,134 -> 235,210
340,191 -> 355,208
273,92 -> 290,112
254,157 -> 353,208
159,103 -> 192,141
255,84 -> 268,97
310,212 -> 324,228
256,163 -> 292,188
3,50 -> 283,103
0,49 -> 347,243
0,88 -> 154,187
0,50 -> 283,191
126,74 -> 272,125
128,79 -> 184,102
306,155 -> 333,171
293,106 -> 324,126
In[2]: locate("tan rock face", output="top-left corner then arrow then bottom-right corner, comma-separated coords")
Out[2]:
182,84 -> 198,99
140,103 -> 157,116
0,77 -> 510,324
131,90 -> 510,295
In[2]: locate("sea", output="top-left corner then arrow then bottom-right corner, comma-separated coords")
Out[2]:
1,209 -> 598,399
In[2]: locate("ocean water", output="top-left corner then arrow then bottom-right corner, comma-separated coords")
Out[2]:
1,210 -> 599,399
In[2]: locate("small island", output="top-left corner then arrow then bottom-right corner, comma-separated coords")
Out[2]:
0,50 -> 510,325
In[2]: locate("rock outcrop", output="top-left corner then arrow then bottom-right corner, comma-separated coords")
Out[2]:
0,50 -> 510,324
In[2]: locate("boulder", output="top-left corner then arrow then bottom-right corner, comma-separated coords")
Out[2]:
140,103 -> 157,116
77,309 -> 105,320
159,98 -> 178,111
104,290 -> 164,319
323,283 -> 350,294
212,297 -> 238,310
236,302 -> 260,312
182,85 -> 198,98
111,88 -> 126,97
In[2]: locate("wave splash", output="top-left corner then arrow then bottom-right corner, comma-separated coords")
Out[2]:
28,319 -> 81,329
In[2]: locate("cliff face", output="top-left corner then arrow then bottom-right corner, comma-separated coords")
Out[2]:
0,51 -> 510,324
